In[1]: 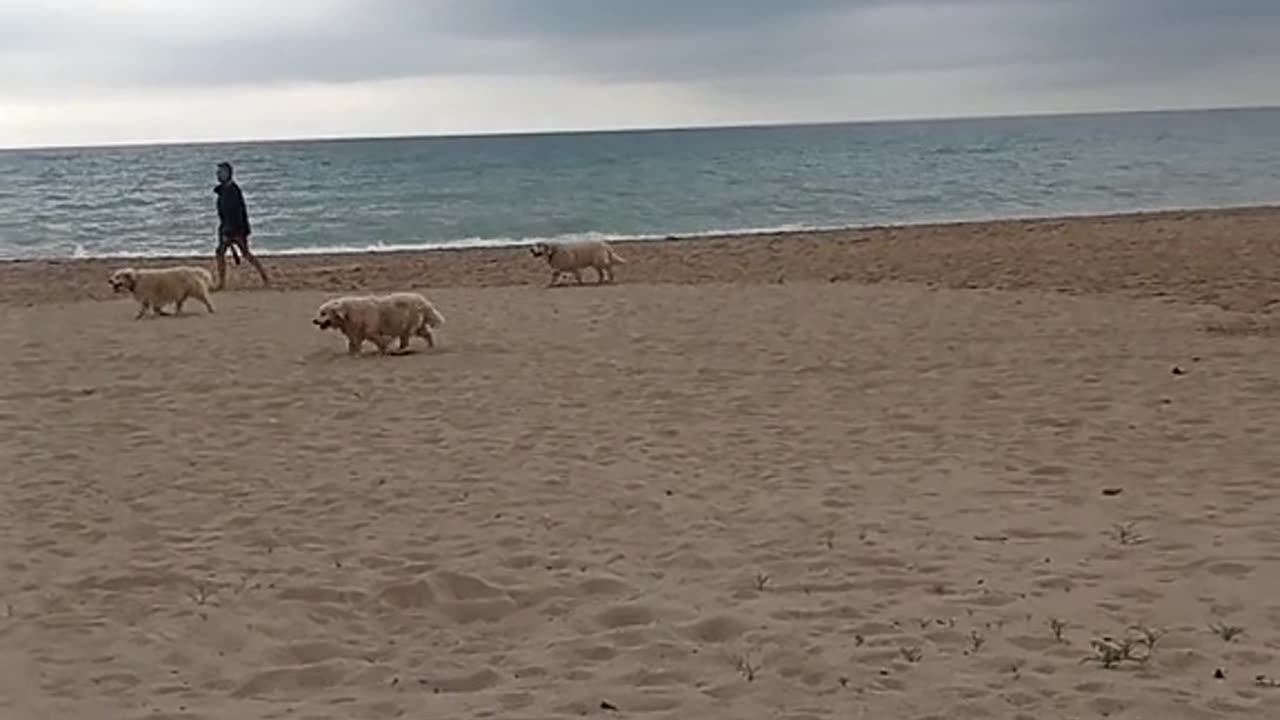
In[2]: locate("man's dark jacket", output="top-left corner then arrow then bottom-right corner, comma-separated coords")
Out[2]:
215,181 -> 251,237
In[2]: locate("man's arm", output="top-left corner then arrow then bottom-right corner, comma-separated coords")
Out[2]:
232,185 -> 252,236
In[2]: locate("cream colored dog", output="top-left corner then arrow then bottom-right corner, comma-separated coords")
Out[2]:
108,266 -> 216,319
312,292 -> 446,356
529,239 -> 626,286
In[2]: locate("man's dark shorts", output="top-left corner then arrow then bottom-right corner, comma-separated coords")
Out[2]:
219,232 -> 249,263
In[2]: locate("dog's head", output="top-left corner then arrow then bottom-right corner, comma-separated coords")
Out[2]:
108,268 -> 137,293
312,299 -> 347,331
529,242 -> 551,258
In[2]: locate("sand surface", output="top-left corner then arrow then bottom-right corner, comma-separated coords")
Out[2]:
3,208 -> 1280,719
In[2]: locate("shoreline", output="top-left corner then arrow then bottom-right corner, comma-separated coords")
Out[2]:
5,202 -> 1278,264
2,204 -> 1278,314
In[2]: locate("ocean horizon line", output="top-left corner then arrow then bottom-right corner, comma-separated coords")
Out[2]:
6,202 -> 1273,264
3,103 -> 1277,154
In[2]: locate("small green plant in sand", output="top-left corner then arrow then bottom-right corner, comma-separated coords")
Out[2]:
899,645 -> 924,663
238,574 -> 259,594
968,630 -> 986,654
1109,522 -> 1145,546
1049,618 -> 1070,643
733,653 -> 760,682
1209,622 -> 1246,643
1081,625 -> 1168,669
187,582 -> 214,606
1081,635 -> 1148,669
753,573 -> 771,591
1130,624 -> 1168,655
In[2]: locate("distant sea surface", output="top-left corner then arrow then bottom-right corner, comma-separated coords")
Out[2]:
1,108 -> 1278,260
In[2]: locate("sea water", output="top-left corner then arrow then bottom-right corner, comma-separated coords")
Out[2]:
1,107 -> 1277,260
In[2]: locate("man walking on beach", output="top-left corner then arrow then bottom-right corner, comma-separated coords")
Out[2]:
214,161 -> 270,290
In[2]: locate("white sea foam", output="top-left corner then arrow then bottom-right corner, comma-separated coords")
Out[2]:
1,223 -> 846,260
4,201 -> 1268,261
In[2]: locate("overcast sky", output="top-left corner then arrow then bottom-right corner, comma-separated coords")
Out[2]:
1,0 -> 1278,148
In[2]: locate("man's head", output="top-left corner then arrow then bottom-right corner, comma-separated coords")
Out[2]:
216,162 -> 233,184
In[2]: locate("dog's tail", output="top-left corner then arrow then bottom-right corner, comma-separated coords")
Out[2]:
425,303 -> 446,328
195,266 -> 215,287
608,247 -> 627,264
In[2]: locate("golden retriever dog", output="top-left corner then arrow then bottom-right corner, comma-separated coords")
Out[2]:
108,266 -> 216,319
312,292 -> 446,356
529,239 -> 626,286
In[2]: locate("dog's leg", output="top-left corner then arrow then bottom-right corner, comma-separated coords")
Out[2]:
372,336 -> 391,356
420,328 -> 435,348
200,294 -> 215,314
548,270 -> 560,287
397,333 -> 411,352
135,302 -> 149,320
596,266 -> 607,285
573,269 -> 584,285
174,297 -> 186,316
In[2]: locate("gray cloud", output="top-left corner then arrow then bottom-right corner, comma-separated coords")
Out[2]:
1,0 -> 1278,101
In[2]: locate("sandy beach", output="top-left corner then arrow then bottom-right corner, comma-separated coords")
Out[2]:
3,206 -> 1280,719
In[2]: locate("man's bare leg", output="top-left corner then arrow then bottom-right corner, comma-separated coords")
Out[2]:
214,246 -> 229,291
242,247 -> 270,287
